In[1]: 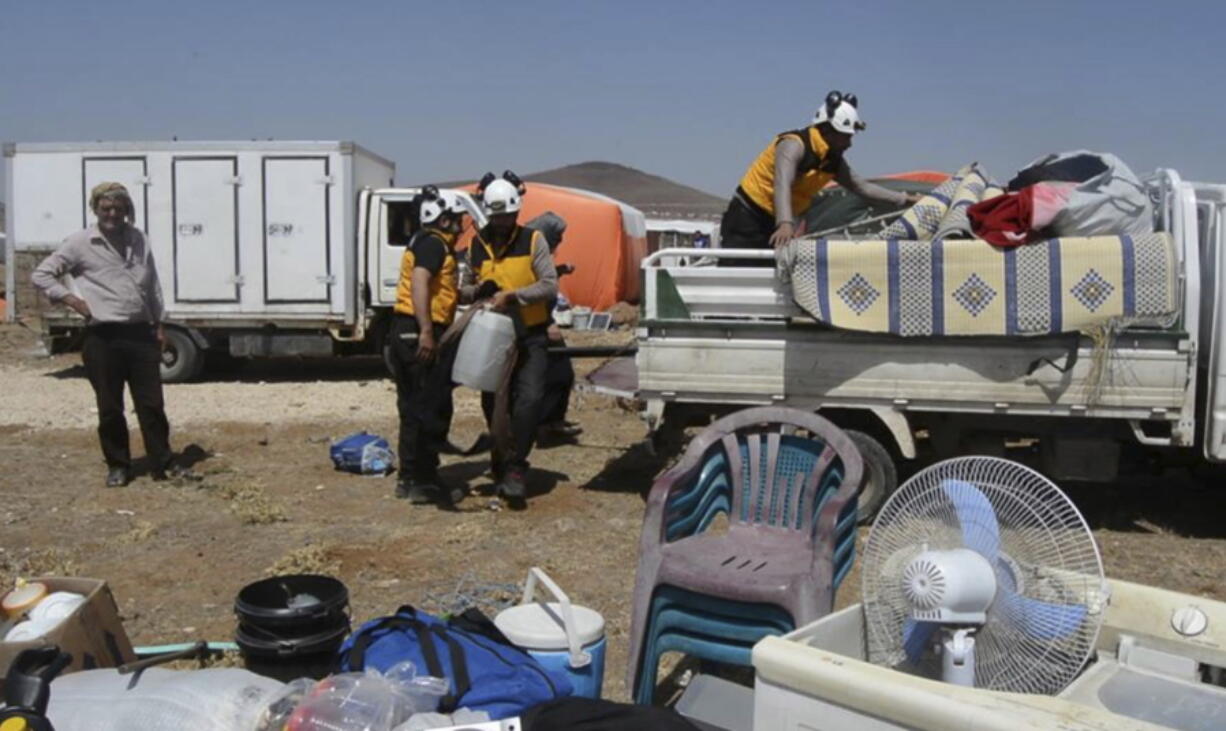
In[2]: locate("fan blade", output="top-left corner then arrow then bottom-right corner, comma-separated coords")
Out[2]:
942,479 -> 1001,561
902,618 -> 939,664
996,589 -> 1087,640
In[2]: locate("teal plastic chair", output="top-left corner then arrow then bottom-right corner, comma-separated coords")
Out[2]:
626,407 -> 863,702
634,588 -> 795,703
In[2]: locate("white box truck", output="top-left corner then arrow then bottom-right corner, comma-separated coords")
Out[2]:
3,140 -> 482,381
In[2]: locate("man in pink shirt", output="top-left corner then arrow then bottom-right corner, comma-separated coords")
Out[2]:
32,182 -> 186,487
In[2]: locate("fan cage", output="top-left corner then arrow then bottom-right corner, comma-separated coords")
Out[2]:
861,456 -> 1107,695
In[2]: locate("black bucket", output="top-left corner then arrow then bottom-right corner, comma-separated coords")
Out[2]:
234,574 -> 350,681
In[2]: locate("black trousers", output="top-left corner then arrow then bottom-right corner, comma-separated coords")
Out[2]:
81,324 -> 173,471
540,350 -> 575,425
481,330 -> 549,472
717,195 -> 776,267
389,316 -> 454,481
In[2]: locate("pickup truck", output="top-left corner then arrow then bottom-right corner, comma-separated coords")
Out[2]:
593,169 -> 1226,519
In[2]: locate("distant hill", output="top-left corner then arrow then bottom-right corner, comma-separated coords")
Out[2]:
524,162 -> 725,219
438,161 -> 726,220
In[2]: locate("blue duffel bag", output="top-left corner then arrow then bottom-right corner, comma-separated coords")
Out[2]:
335,605 -> 572,719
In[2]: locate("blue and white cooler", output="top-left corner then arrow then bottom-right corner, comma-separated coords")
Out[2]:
494,568 -> 607,699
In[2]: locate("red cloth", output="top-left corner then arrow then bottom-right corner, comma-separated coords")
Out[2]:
968,183 -> 1077,247
967,190 -> 1033,247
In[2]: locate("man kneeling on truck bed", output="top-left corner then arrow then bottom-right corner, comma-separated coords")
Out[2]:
462,171 -> 559,507
390,186 -> 469,505
720,90 -> 923,262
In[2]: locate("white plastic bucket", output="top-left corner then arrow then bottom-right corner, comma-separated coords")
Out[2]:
452,308 -> 516,392
494,568 -> 606,699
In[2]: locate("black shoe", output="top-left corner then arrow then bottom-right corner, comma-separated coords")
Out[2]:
418,472 -> 467,507
547,421 -> 583,438
498,468 -> 527,501
437,480 -> 468,507
105,467 -> 130,488
394,479 -> 433,504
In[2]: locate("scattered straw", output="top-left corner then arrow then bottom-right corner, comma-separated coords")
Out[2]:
265,545 -> 340,576
0,547 -> 81,589
205,482 -> 289,525
163,650 -> 244,671
120,520 -> 159,544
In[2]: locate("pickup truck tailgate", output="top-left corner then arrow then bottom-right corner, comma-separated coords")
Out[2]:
583,356 -> 638,399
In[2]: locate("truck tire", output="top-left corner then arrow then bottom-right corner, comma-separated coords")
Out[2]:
847,429 -> 898,524
161,327 -> 204,383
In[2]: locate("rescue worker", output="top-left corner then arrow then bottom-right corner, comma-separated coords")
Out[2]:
461,171 -> 558,505
524,211 -> 582,442
720,91 -> 923,261
389,185 -> 468,505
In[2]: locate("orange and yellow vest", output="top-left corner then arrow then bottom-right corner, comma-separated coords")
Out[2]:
737,125 -> 839,218
394,228 -> 459,325
469,225 -> 549,328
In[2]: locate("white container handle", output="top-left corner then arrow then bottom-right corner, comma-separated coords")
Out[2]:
522,567 -> 591,668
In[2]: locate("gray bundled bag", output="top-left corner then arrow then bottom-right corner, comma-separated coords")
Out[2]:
525,210 -> 568,249
1012,150 -> 1154,238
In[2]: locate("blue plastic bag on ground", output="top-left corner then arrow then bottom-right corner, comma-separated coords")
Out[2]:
330,432 -> 395,475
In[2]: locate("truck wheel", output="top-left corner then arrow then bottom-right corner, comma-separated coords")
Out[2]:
847,429 -> 898,524
161,328 -> 204,383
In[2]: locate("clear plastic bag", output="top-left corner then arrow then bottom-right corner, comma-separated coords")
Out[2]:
46,668 -> 285,731
268,662 -> 448,731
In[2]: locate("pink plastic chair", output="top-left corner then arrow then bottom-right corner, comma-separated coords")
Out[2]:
625,406 -> 863,694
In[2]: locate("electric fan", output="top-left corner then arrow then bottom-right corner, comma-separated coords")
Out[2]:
861,456 -> 1110,695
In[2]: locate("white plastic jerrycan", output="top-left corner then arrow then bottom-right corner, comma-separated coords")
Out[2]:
452,307 -> 516,392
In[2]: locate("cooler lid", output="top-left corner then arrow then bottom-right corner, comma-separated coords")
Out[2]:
495,601 -> 605,651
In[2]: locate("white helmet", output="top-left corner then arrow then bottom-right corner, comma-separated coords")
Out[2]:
813,90 -> 866,135
418,187 -> 466,225
481,178 -> 523,215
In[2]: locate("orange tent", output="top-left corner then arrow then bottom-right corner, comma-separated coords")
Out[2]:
456,182 -> 647,311
823,169 -> 951,189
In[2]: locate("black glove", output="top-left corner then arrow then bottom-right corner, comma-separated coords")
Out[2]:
475,280 -> 501,300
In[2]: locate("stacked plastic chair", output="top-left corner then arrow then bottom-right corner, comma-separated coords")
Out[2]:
626,407 -> 863,704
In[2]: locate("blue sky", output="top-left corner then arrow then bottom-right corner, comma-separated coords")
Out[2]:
2,1 -> 1223,200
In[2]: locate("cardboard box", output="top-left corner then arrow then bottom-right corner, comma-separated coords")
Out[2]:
0,577 -> 136,687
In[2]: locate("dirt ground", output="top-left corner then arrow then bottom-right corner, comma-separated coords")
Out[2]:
2,320 -> 1225,703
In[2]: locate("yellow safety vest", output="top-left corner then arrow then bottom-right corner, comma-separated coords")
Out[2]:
737,126 -> 838,218
394,228 -> 459,325
470,226 -> 549,328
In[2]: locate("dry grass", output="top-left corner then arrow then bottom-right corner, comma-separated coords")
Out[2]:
205,482 -> 289,525
265,544 -> 341,576
120,520 -> 159,544
0,547 -> 81,589
162,650 -> 245,671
